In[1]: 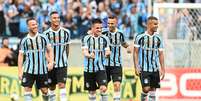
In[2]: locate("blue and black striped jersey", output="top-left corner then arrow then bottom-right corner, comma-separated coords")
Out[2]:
43,27 -> 71,68
134,32 -> 164,72
19,33 -> 50,75
82,34 -> 110,72
104,30 -> 127,67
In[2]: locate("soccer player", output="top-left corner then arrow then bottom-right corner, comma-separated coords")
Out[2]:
18,18 -> 53,101
133,16 -> 165,101
43,11 -> 70,101
82,18 -> 110,101
104,16 -> 131,101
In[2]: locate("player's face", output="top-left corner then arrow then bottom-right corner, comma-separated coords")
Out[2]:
149,19 -> 158,32
108,18 -> 117,31
28,20 -> 38,34
92,23 -> 102,37
50,13 -> 60,26
3,39 -> 9,47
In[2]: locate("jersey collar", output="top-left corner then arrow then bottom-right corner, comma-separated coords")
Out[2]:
50,27 -> 61,33
145,31 -> 157,37
27,32 -> 39,39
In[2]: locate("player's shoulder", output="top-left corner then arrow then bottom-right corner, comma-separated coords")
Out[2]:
102,31 -> 109,35
100,34 -> 109,39
154,32 -> 163,40
82,34 -> 91,41
42,28 -> 51,35
38,33 -> 49,39
136,32 -> 146,39
117,29 -> 124,35
61,27 -> 70,33
20,36 -> 29,44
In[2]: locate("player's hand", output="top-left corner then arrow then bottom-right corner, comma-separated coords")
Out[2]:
134,65 -> 141,76
18,71 -> 23,80
47,62 -> 54,71
160,68 -> 165,80
105,50 -> 110,58
90,51 -> 95,59
126,46 -> 132,54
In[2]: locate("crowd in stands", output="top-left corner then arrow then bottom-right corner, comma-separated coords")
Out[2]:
0,0 -> 150,40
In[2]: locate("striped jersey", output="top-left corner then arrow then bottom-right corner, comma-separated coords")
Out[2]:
134,32 -> 164,72
104,30 -> 127,67
19,33 -> 50,75
82,34 -> 110,73
43,27 -> 71,68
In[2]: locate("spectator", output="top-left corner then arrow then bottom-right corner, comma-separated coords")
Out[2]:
4,0 -> 20,37
128,4 -> 141,39
0,0 -> 6,36
0,37 -> 16,66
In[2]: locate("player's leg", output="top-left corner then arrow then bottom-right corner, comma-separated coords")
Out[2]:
111,67 -> 122,101
37,74 -> 49,101
140,72 -> 151,101
48,68 -> 57,101
105,66 -> 112,83
97,70 -> 108,101
148,71 -> 160,101
56,67 -> 68,101
21,73 -> 34,101
84,72 -> 97,101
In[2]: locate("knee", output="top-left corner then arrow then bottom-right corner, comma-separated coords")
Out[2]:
114,82 -> 121,91
49,85 -> 56,90
142,87 -> 150,93
58,83 -> 65,89
89,91 -> 96,95
40,88 -> 48,95
99,85 -> 107,93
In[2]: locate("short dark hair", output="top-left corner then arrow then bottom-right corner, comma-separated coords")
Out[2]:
26,17 -> 36,24
50,11 -> 59,16
108,15 -> 117,20
91,18 -> 102,25
2,37 -> 8,45
148,16 -> 158,21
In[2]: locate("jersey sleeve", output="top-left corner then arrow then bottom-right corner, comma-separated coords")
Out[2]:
134,35 -> 141,48
19,38 -> 26,54
158,36 -> 164,51
81,35 -> 89,49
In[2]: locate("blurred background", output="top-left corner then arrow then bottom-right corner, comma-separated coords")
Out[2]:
0,0 -> 201,101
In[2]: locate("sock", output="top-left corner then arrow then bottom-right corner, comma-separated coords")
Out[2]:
148,91 -> 156,101
24,92 -> 32,101
113,91 -> 121,101
49,90 -> 56,101
88,93 -> 96,101
42,93 -> 49,101
60,88 -> 67,101
100,92 -> 108,101
141,92 -> 148,101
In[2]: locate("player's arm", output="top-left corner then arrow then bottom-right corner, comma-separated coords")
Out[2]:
81,35 -> 95,59
105,36 -> 111,57
18,40 -> 25,80
133,46 -> 140,76
133,36 -> 141,76
121,32 -> 131,53
159,37 -> 165,80
18,51 -> 24,80
122,42 -> 131,53
159,50 -> 165,80
65,28 -> 71,58
83,48 -> 95,59
46,44 -> 54,71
